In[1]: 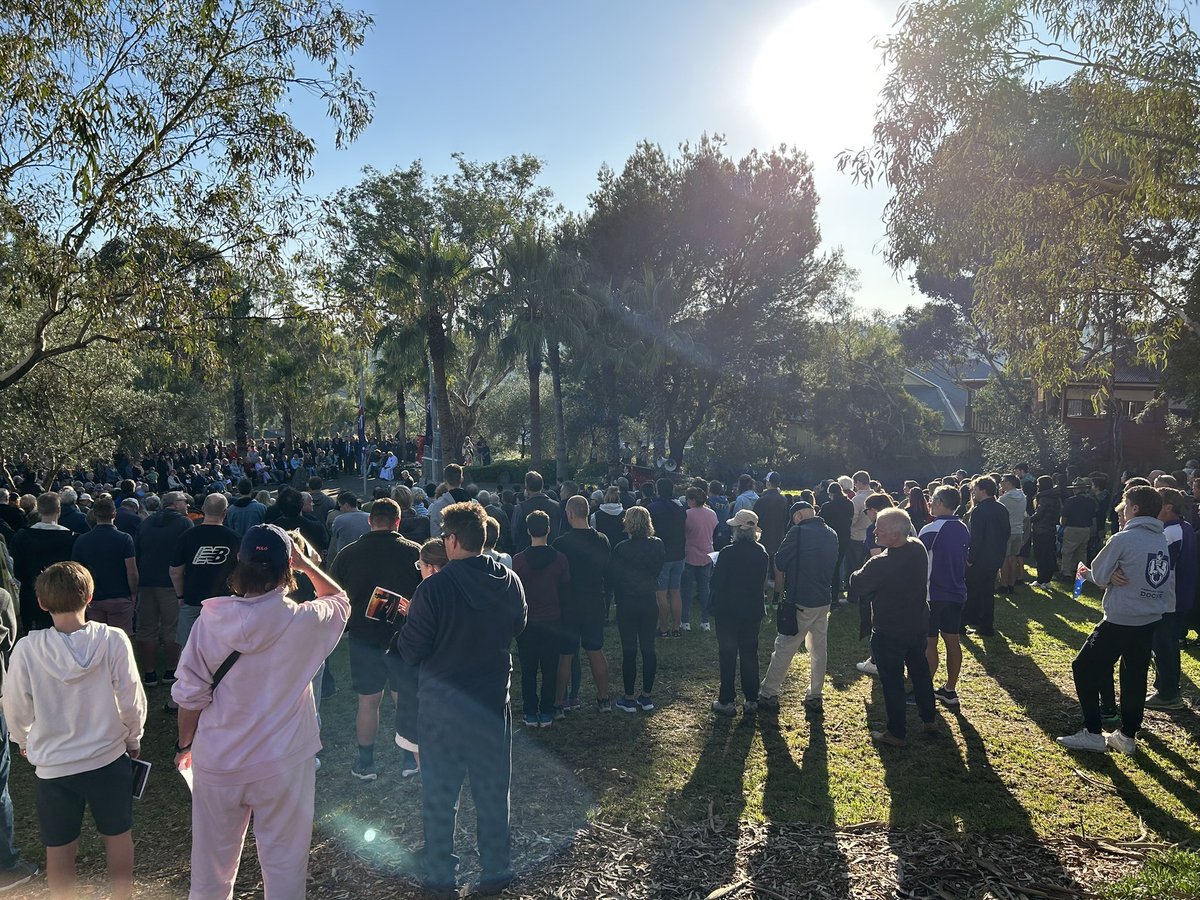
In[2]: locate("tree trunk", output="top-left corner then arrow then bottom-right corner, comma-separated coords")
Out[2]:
601,360 -> 620,478
548,342 -> 568,482
428,319 -> 457,466
282,402 -> 294,456
373,416 -> 382,444
527,352 -> 543,470
232,372 -> 248,454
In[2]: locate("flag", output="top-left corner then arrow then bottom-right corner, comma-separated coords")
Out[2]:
357,403 -> 366,469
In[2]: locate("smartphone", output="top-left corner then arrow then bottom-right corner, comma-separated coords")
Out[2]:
131,758 -> 151,800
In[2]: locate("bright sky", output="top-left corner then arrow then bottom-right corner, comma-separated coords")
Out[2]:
299,0 -> 919,314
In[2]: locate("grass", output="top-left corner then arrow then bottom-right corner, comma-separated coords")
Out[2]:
9,569 -> 1200,896
1100,849 -> 1200,898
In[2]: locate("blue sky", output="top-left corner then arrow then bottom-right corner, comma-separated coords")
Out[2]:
298,0 -> 918,313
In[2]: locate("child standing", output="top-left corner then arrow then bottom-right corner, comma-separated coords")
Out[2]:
3,561 -> 147,899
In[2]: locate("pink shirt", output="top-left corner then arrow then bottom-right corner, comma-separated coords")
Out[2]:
172,587 -> 350,786
684,506 -> 718,566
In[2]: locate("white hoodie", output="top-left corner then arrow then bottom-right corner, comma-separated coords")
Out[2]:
4,622 -> 146,778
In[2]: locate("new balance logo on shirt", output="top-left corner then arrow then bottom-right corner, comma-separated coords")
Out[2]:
191,546 -> 231,566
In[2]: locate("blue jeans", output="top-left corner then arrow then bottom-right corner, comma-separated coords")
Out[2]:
681,562 -> 713,624
0,713 -> 21,869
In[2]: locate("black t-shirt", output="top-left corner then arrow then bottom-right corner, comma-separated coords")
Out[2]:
553,527 -> 611,627
329,529 -> 422,645
171,523 -> 240,606
71,524 -> 135,601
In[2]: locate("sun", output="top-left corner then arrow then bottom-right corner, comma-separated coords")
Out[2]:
749,0 -> 891,162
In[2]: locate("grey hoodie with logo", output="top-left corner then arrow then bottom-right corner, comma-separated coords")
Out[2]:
1087,516 -> 1173,626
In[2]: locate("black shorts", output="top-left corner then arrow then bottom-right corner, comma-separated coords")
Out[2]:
928,600 -> 964,637
34,753 -> 133,847
349,634 -> 396,695
558,618 -> 605,654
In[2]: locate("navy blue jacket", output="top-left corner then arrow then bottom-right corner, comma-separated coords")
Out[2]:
774,516 -> 840,608
399,554 -> 527,713
968,498 -> 1009,573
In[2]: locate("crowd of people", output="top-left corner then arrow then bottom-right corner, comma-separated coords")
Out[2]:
0,451 -> 1196,898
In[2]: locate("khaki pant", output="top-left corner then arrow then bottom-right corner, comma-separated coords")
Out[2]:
135,586 -> 179,645
1060,526 -> 1092,578
759,605 -> 829,700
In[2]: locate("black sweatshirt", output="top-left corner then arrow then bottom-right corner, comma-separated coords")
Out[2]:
329,529 -> 422,645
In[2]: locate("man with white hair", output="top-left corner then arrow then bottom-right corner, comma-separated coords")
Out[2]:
57,487 -> 90,535
849,507 -> 937,746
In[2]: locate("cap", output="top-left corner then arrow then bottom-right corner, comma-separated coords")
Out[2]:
789,501 -> 813,516
240,524 -> 292,573
727,509 -> 760,529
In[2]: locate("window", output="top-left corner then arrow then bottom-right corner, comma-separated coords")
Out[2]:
1066,399 -> 1088,418
1120,399 -> 1147,419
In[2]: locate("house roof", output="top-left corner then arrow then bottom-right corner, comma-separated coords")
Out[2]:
904,369 -> 967,433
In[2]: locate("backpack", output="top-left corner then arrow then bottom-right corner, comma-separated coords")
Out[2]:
711,496 -> 732,549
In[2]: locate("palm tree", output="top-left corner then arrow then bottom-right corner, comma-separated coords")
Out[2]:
363,392 -> 386,443
486,230 -> 587,477
377,228 -> 490,465
373,321 -> 426,449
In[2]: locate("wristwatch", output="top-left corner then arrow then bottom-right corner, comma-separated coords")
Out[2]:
173,741 -> 191,754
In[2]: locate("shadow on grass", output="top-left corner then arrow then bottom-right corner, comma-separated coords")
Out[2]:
965,612 -> 1200,841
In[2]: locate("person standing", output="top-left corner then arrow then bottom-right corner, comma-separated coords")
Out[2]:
754,472 -> 789,608
1058,486 -> 1172,754
427,465 -> 470,538
758,503 -> 840,718
997,474 -> 1028,593
1145,488 -> 1196,710
4,562 -> 145,899
10,493 -> 77,632
133,490 -> 193,687
708,509 -> 770,716
329,498 -> 422,780
512,511 -> 569,727
962,477 -> 1009,638
399,503 -> 527,898
1059,478 -> 1098,581
327,492 -> 370,561
71,497 -> 138,636
681,488 -> 718,631
819,482 -> 854,602
847,470 -> 873,581
225,480 -> 266,538
645,478 -> 687,637
848,509 -> 937,746
172,525 -> 349,899
554,496 -> 612,713
609,506 -> 666,713
919,486 -> 971,708
509,471 -> 560,554
169,494 -> 239,652
0,581 -> 36,892
1029,476 -> 1063,587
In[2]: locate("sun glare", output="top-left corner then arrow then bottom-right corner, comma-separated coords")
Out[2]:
749,0 -> 890,162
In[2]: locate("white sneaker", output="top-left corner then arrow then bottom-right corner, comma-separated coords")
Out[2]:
700,621 -> 711,631
856,660 -> 878,676
1056,729 -> 1107,752
681,622 -> 691,632
1105,729 -> 1138,756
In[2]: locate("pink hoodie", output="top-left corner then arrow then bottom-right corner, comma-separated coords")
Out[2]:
172,588 -> 349,786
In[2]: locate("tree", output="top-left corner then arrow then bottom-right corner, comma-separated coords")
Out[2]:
485,229 -> 587,478
378,230 -> 491,465
373,325 -> 426,449
840,0 -> 1200,390
583,136 -> 847,466
0,0 -> 371,394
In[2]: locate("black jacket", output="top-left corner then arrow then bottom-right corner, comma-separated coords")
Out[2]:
849,537 -> 930,640
329,529 -> 422,646
753,489 -> 790,556
609,536 -> 666,606
645,497 -> 686,562
1030,491 -> 1062,538
511,494 -> 561,554
968,498 -> 1010,572
710,538 -> 769,620
819,495 -> 854,542
399,554 -> 527,713
399,509 -> 431,545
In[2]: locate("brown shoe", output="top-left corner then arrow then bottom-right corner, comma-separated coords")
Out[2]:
870,730 -> 907,747
922,720 -> 940,736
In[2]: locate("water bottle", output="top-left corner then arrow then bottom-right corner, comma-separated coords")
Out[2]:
1073,563 -> 1086,599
